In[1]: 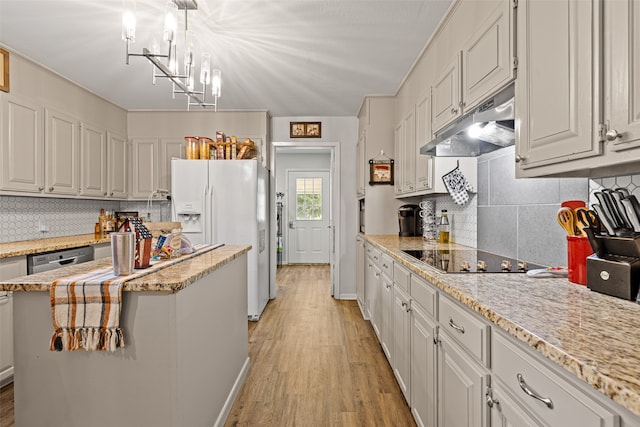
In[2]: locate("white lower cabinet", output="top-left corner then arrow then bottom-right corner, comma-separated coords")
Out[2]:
93,243 -> 111,260
380,272 -> 393,361
491,331 -> 619,427
364,245 -> 633,427
410,303 -> 437,427
437,330 -> 490,427
392,285 -> 412,403
0,256 -> 27,386
488,379 -> 543,427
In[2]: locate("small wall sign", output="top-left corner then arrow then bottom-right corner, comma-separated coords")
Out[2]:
369,159 -> 394,185
290,121 -> 322,138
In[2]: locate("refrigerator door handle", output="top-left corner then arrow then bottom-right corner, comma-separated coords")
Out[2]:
208,184 -> 216,244
202,184 -> 209,244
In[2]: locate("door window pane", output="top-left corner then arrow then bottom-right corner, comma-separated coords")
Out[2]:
295,177 -> 322,220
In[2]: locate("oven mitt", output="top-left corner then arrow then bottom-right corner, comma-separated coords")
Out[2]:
442,164 -> 474,205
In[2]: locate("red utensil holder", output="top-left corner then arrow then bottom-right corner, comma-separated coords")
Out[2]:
567,236 -> 594,285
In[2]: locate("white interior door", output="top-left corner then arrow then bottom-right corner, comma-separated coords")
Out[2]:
287,170 -> 330,264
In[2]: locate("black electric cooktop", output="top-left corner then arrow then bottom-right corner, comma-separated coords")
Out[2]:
401,249 -> 544,273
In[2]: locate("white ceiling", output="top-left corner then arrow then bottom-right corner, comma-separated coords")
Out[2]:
0,0 -> 452,117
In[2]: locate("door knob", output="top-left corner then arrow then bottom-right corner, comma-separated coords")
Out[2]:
289,221 -> 295,229
605,129 -> 622,142
515,154 -> 526,163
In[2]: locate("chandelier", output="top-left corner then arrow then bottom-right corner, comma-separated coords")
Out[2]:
121,0 -> 221,111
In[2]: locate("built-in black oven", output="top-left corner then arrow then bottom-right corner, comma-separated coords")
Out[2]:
359,199 -> 365,233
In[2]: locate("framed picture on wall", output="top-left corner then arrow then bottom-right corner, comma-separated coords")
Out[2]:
0,48 -> 9,93
290,121 -> 322,138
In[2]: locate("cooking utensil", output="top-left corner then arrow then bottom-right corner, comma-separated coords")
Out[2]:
608,189 -> 633,229
626,194 -> 640,219
576,208 -> 605,257
594,192 -> 617,228
621,198 -> 640,232
592,204 -> 615,236
557,207 -> 576,235
599,190 -> 624,228
616,187 -> 631,198
560,200 -> 586,210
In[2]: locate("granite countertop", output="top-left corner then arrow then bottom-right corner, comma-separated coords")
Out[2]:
365,235 -> 640,418
0,244 -> 251,293
0,234 -> 111,259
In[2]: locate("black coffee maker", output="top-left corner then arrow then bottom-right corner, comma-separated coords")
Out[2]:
398,204 -> 422,237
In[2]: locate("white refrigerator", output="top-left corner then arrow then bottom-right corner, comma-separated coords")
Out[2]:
171,158 -> 270,320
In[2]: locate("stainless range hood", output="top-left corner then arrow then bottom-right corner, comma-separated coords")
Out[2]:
420,84 -> 515,157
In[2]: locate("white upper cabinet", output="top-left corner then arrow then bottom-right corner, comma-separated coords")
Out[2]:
0,95 -> 44,193
45,108 -> 79,196
158,138 -> 184,194
130,138 -> 158,199
432,54 -> 462,133
432,0 -> 515,135
606,0 -> 640,152
357,132 -> 366,197
107,131 -> 127,198
516,0 -> 602,172
462,0 -> 515,111
415,92 -> 433,192
79,122 -> 107,197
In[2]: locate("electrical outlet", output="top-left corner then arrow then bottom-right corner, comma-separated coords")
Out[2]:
38,221 -> 49,233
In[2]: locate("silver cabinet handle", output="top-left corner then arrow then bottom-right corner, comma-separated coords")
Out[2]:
382,263 -> 388,268
375,272 -> 380,277
385,283 -> 391,289
517,373 -> 554,409
38,186 -> 44,191
103,192 -> 108,196
448,318 -> 465,334
605,129 -> 622,142
450,108 -> 458,114
485,391 -> 499,408
49,186 -> 54,191
110,192 -> 114,196
515,154 -> 526,163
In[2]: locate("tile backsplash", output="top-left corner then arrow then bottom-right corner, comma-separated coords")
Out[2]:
0,195 -> 170,243
477,146 -> 589,267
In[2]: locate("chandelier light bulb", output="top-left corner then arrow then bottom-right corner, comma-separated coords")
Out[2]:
122,10 -> 136,42
163,1 -> 178,43
200,53 -> 211,84
211,69 -> 222,98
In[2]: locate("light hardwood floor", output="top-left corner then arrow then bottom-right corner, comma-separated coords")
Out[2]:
0,264 -> 415,427
225,264 -> 415,426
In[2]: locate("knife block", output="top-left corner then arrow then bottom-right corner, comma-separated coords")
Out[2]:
593,233 -> 640,258
586,254 -> 640,301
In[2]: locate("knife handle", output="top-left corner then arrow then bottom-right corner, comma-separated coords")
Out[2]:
593,204 -> 615,236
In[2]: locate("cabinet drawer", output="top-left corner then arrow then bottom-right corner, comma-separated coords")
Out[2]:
380,253 -> 393,278
366,245 -> 381,265
492,332 -> 618,427
410,274 -> 436,318
393,262 -> 410,293
438,295 -> 489,365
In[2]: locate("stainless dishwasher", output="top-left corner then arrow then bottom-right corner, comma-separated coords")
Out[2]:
27,246 -> 94,275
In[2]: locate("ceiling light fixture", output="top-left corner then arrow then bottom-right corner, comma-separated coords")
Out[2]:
122,0 -> 221,111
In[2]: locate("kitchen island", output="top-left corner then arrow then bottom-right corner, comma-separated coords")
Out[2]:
0,244 -> 251,427
364,235 -> 640,425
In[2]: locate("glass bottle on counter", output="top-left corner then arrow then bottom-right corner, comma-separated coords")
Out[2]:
439,210 -> 450,243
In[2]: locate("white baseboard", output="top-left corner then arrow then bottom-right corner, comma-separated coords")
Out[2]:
214,356 -> 251,427
338,293 -> 357,300
0,366 -> 13,388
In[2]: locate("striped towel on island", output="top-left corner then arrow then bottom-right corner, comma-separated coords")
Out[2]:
50,266 -> 127,352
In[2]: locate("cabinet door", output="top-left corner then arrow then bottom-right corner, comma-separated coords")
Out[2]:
356,237 -> 365,311
489,383 -> 543,427
432,53 -> 462,133
516,0 -> 602,171
392,286 -> 412,404
438,332 -> 489,427
411,304 -> 437,427
380,274 -> 393,361
130,138 -> 158,199
0,293 -> 12,384
607,0 -> 640,151
364,255 -> 375,320
416,93 -> 433,192
159,138 -> 184,195
402,110 -> 416,194
462,0 -> 514,111
357,133 -> 366,197
394,124 -> 404,196
45,108 -> 79,196
107,131 -> 127,198
0,95 -> 44,193
371,264 -> 382,340
80,122 -> 107,197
